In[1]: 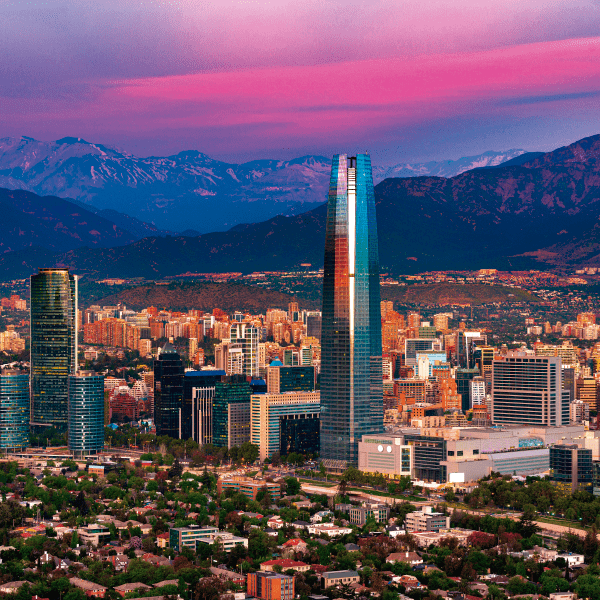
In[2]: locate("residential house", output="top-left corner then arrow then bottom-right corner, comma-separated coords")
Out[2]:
114,583 -> 152,597
321,571 -> 360,588
261,559 -> 310,573
386,552 -> 423,566
70,578 -> 108,598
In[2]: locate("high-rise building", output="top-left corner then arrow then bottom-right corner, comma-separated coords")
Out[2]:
266,362 -> 315,394
405,338 -> 442,367
230,323 -> 259,378
0,369 -> 29,451
470,376 -> 487,407
491,355 -> 569,426
456,368 -> 480,412
213,375 -> 252,448
154,343 -> 184,437
250,391 -> 320,460
305,313 -> 322,340
68,371 -> 104,457
320,154 -> 383,467
30,268 -> 78,432
247,572 -> 295,600
182,370 -> 226,444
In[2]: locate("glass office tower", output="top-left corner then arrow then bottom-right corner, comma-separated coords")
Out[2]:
68,371 -> 104,457
320,154 -> 383,467
30,268 -> 77,432
0,370 -> 30,451
154,343 -> 184,438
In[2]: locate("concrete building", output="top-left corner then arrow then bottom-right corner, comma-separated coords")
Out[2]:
492,355 -> 569,426
404,506 -> 450,533
321,571 -> 360,588
248,572 -> 295,600
357,434 -> 412,479
217,477 -> 281,502
169,525 -> 219,552
349,503 -> 390,526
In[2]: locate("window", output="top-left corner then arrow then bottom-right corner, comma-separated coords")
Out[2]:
457,451 -> 463,457
473,449 -> 479,455
448,450 -> 455,456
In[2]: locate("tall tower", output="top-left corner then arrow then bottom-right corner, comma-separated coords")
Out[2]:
68,371 -> 104,457
30,268 -> 77,432
154,343 -> 184,438
320,154 -> 383,467
230,323 -> 259,378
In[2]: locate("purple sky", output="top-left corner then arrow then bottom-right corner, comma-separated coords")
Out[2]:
2,0 -> 600,165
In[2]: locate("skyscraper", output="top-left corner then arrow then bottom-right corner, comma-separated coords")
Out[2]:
30,268 -> 77,432
320,154 -> 383,467
230,323 -> 259,378
154,343 -> 184,437
68,371 -> 104,457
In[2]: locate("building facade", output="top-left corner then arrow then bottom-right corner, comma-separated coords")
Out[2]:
320,154 -> 383,467
550,444 -> 593,492
154,343 -> 184,438
492,355 -> 568,426
247,572 -> 295,600
213,375 -> 252,448
30,268 -> 77,431
0,370 -> 29,451
68,371 -> 104,457
182,370 -> 226,444
251,391 -> 320,460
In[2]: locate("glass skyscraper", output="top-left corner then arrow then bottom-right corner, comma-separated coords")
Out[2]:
320,154 -> 383,467
0,370 -> 30,451
154,343 -> 184,438
68,371 -> 104,457
30,268 -> 77,432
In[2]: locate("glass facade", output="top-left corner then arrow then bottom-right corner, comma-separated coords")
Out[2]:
154,343 -> 184,438
550,444 -> 592,492
320,154 -> 383,466
0,371 -> 29,450
30,268 -> 77,432
230,323 -> 259,378
213,375 -> 251,448
68,372 -> 104,457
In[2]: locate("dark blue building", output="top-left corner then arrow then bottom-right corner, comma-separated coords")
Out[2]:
68,371 -> 104,457
154,343 -> 184,438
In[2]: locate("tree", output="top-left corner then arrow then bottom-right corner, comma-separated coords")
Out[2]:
169,457 -> 183,480
285,477 -> 301,496
338,479 -> 348,498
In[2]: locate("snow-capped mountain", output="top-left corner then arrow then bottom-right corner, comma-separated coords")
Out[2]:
371,149 -> 526,182
0,136 -> 525,232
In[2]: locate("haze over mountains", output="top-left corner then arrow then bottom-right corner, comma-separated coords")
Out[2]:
0,136 -> 525,233
4,134 -> 600,281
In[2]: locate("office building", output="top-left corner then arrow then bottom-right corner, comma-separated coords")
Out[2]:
473,346 -> 495,375
230,323 -> 259,378
357,434 -> 412,478
154,343 -> 184,438
213,375 -> 251,448
68,371 -> 104,457
169,525 -> 219,552
492,355 -> 568,426
470,376 -> 487,407
405,338 -> 441,367
306,313 -> 322,340
247,572 -> 295,600
456,331 -> 486,368
266,362 -> 315,394
349,503 -> 390,526
570,400 -> 589,424
550,444 -> 593,492
182,370 -> 226,444
251,391 -> 320,460
0,370 -> 29,451
320,154 -> 383,467
578,377 -> 598,411
30,268 -> 77,431
405,506 -> 450,533
456,368 -> 480,412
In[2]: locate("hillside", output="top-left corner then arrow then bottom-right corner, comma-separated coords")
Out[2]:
95,281 -> 319,312
381,283 -> 539,306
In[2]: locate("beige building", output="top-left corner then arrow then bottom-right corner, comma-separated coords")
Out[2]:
404,506 -> 450,533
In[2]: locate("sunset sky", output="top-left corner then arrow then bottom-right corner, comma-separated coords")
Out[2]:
2,0 -> 600,164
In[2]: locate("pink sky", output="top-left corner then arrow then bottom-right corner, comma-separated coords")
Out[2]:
1,0 -> 600,163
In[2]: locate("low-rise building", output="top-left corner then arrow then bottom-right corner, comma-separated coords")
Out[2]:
77,524 -> 111,547
321,571 -> 360,588
217,477 -> 281,502
307,523 -> 353,537
404,506 -> 450,533
114,583 -> 152,598
261,559 -> 310,573
169,525 -> 219,552
70,578 -> 108,598
247,571 -> 295,600
386,552 -> 423,566
349,503 -> 390,526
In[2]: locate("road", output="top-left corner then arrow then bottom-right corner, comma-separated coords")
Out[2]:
300,481 -> 596,540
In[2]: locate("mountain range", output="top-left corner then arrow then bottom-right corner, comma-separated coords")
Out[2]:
0,136 -> 526,233
3,134 -> 600,281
